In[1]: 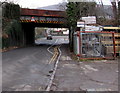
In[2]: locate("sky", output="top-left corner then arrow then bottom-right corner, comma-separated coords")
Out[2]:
0,0 -> 119,9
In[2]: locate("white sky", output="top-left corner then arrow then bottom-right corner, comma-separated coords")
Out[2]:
1,0 -> 119,8
18,0 -> 67,8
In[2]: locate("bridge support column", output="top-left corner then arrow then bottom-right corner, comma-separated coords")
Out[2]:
22,23 -> 35,46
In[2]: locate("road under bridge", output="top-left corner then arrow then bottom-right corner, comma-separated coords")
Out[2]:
20,8 -> 68,45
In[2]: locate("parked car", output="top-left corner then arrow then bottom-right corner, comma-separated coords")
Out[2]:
47,35 -> 52,40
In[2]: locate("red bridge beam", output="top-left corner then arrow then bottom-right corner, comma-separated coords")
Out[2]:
20,8 -> 66,17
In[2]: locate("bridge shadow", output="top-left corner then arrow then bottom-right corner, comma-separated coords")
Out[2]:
21,22 -> 68,46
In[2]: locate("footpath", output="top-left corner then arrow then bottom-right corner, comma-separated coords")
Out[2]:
51,44 -> 118,92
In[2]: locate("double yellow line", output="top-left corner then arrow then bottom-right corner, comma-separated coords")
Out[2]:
49,46 -> 59,64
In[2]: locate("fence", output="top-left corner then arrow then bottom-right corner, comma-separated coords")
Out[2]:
74,31 -> 116,59
102,27 -> 120,56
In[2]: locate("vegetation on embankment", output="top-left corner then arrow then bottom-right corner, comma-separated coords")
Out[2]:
2,2 -> 23,51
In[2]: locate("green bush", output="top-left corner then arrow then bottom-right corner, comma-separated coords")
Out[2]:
2,2 -> 20,19
2,19 -> 23,49
2,3 -> 23,49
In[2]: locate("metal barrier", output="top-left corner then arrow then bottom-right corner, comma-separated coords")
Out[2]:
74,31 -> 116,59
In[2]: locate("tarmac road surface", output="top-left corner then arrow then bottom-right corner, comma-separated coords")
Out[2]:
2,36 -> 69,91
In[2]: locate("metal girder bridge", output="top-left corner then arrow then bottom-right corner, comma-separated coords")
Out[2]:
20,8 -> 68,45
20,8 -> 67,27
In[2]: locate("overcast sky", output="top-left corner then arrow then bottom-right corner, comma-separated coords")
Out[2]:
1,0 -> 119,8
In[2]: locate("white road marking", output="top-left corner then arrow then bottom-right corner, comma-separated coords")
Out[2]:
47,39 -> 58,55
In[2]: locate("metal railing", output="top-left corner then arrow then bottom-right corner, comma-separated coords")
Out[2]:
75,31 -> 116,59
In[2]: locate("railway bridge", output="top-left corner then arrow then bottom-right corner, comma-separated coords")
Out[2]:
20,8 -> 67,45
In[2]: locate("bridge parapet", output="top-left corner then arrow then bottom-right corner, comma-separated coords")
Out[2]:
20,8 -> 66,17
20,8 -> 66,24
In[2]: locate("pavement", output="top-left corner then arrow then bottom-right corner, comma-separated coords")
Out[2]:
51,44 -> 119,92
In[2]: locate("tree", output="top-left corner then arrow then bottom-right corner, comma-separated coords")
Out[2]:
110,0 -> 119,26
78,2 -> 96,17
66,2 -> 96,52
2,2 -> 23,49
66,2 -> 80,52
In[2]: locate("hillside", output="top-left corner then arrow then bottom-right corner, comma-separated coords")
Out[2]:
37,2 -> 67,11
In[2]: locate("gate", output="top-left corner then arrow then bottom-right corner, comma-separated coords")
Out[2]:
74,31 -> 116,59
